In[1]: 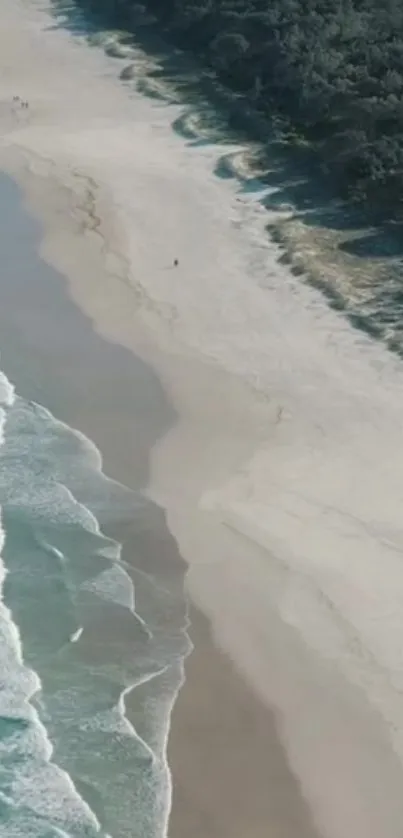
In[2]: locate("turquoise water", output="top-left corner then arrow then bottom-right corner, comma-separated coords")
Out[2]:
0,172 -> 190,838
0,371 -> 190,837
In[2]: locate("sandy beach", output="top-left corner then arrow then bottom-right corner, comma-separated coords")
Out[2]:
2,1 -> 403,836
0,145 -> 319,838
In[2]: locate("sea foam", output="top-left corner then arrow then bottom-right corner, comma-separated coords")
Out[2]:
0,368 -> 188,838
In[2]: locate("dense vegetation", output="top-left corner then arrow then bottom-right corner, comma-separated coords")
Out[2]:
84,0 -> 403,221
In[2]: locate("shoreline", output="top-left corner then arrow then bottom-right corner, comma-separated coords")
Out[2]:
0,172 -> 321,838
168,605 -> 319,838
2,2 -> 403,836
0,171 -> 187,837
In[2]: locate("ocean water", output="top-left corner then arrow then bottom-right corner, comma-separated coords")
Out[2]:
0,368 -> 190,838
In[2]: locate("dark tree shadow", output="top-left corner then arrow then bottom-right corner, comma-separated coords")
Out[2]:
47,0 -> 403,357
48,0 -> 403,237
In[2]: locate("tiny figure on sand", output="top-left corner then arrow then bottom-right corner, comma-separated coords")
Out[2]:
173,258 -> 179,267
12,97 -> 29,109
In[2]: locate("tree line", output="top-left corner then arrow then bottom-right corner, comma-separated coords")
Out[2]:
82,0 -> 403,222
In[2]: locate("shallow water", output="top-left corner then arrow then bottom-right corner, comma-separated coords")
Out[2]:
0,177 -> 190,837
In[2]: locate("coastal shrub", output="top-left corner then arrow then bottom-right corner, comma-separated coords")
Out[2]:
77,0 -> 403,221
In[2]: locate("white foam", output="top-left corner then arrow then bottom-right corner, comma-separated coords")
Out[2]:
69,627 -> 83,643
0,368 -> 15,447
0,368 -> 16,408
10,760 -> 101,831
150,659 -> 186,838
80,661 -> 182,792
40,542 -> 66,562
0,381 -> 182,836
81,564 -> 152,636
0,505 -> 102,835
81,676 -> 161,763
0,398 -> 122,553
117,666 -> 171,752
28,398 -> 129,497
1,396 -> 155,649
0,378 -> 150,835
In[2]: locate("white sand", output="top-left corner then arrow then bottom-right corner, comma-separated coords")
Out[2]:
2,1 -> 403,835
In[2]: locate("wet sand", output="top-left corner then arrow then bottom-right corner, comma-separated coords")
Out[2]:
0,173 -> 320,837
168,607 -> 318,838
2,2 -> 403,836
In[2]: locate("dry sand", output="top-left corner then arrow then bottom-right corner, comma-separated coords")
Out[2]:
2,1 -> 403,836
